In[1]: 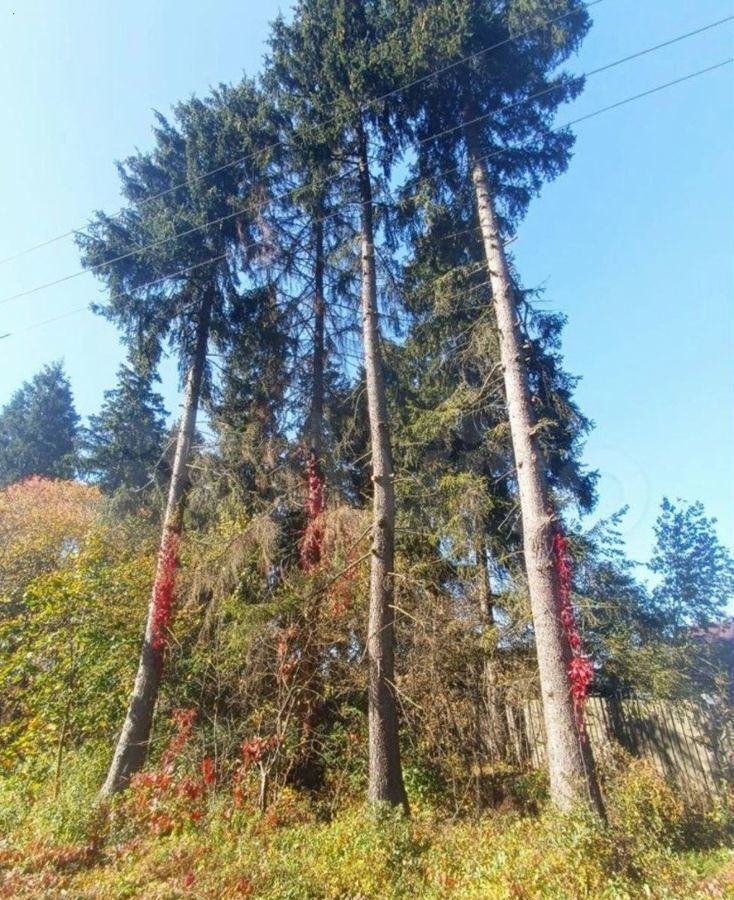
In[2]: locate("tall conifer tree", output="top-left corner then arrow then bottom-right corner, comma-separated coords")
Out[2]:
78,82 -> 278,795
268,0 -> 417,809
402,0 -> 604,812
83,364 -> 168,494
0,361 -> 79,487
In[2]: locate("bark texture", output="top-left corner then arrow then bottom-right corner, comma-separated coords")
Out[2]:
100,292 -> 212,798
357,119 -> 408,811
292,214 -> 328,786
307,216 -> 326,462
467,133 -> 603,815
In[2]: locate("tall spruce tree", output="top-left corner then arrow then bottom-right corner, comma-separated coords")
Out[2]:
397,0 -> 604,812
83,364 -> 168,494
0,361 -> 79,487
78,81 -> 278,795
267,0 -> 422,809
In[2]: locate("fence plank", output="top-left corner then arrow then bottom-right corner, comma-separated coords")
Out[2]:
509,696 -> 732,802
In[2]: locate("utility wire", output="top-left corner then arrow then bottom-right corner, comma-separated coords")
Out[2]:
419,14 -> 734,145
0,0 -> 604,268
2,57 -> 731,342
2,14 -> 729,309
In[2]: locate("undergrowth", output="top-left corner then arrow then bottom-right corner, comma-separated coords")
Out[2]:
0,751 -> 732,899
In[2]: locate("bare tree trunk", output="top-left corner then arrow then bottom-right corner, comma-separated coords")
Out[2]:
100,291 -> 213,798
294,213 -> 328,787
467,131 -> 603,816
477,538 -> 494,624
308,216 -> 326,463
356,118 -> 408,811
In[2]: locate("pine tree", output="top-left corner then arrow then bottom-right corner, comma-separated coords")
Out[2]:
397,0 -> 604,813
83,364 -> 168,494
267,0 -> 414,809
0,362 -> 79,487
78,82 -> 279,795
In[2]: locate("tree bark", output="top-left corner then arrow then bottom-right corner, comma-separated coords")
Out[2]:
308,215 -> 326,462
356,118 -> 408,811
293,213 -> 328,787
100,291 -> 213,798
467,130 -> 603,815
477,538 -> 494,624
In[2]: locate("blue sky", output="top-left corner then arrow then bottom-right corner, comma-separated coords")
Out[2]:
0,0 -> 732,567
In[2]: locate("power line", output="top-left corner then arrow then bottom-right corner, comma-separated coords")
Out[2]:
361,54 -> 734,223
419,14 -> 734,146
0,168 -> 356,306
2,56 -> 731,342
3,15 -> 729,310
561,58 -> 733,127
0,0 -> 605,268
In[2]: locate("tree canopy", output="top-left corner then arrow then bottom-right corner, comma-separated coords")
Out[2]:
82,364 -> 168,494
0,361 -> 79,487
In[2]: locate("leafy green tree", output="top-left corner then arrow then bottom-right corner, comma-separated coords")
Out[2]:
648,498 -> 734,633
0,478 -> 155,783
577,504 -> 733,706
0,362 -> 79,487
83,364 -> 168,494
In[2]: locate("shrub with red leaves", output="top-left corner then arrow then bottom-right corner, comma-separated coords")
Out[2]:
201,757 -> 216,786
161,708 -> 196,771
240,735 -> 280,770
553,529 -> 594,737
232,735 -> 281,808
123,708 -> 210,834
151,530 -> 180,650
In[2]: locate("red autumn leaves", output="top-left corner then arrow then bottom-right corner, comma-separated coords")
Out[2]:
151,530 -> 180,651
553,529 -> 593,736
299,455 -> 326,571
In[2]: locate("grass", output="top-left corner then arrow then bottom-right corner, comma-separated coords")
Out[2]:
1,756 -> 732,899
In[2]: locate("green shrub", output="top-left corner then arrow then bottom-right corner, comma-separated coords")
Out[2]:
0,745 -> 108,845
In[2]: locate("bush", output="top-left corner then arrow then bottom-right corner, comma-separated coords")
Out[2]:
0,745 -> 108,846
1,752 -> 733,898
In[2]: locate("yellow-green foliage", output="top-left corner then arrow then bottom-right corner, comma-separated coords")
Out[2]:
0,478 -> 157,773
1,760 -> 732,898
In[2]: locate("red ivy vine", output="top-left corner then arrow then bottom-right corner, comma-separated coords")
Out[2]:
553,529 -> 593,737
151,530 -> 180,650
125,708 -> 215,836
299,455 -> 326,571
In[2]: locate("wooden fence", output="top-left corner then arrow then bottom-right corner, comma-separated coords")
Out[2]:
512,697 -> 734,801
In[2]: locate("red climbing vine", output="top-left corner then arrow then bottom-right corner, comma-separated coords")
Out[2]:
276,624 -> 300,684
151,530 -> 180,651
553,529 -> 593,737
299,454 -> 326,570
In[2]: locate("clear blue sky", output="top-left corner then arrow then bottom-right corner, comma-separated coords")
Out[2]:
0,0 -> 732,566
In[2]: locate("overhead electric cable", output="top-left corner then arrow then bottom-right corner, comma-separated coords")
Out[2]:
2,14 -> 730,309
1,56 -> 730,341
0,0 -> 604,267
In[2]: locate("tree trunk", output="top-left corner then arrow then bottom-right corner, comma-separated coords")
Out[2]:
100,291 -> 213,798
477,538 -> 494,624
467,131 -> 603,816
308,215 -> 326,462
293,213 -> 328,787
356,118 -> 408,812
